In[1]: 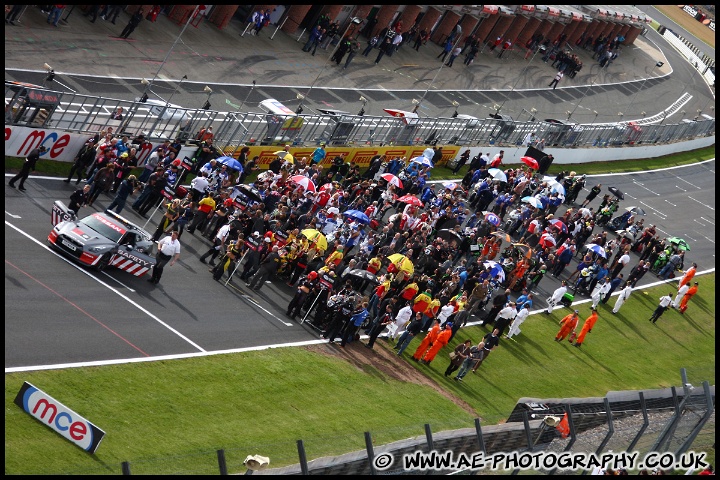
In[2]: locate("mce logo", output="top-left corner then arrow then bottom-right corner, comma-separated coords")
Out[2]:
14,382 -> 105,453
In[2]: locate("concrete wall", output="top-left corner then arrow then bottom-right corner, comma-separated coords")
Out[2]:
446,135 -> 715,166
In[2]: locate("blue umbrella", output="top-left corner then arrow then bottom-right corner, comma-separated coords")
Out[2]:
410,156 -> 434,167
483,261 -> 506,282
216,156 -> 244,172
585,243 -> 607,258
342,209 -> 370,224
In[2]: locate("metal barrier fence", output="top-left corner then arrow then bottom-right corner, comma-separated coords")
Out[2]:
38,378 -> 713,475
5,82 -> 715,158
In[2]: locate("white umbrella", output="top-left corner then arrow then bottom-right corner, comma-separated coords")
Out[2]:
487,168 -> 508,182
549,183 -> 566,196
521,196 -> 543,209
578,207 -> 592,218
326,207 -> 340,215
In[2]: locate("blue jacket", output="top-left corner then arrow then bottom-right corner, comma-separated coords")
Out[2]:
607,277 -> 623,293
516,294 -> 533,309
349,309 -> 369,327
594,266 -> 608,281
558,247 -> 573,264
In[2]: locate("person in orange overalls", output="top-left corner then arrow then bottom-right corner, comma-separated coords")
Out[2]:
487,239 -> 502,261
480,237 -> 494,261
508,258 -> 529,290
421,323 -> 453,364
678,282 -> 698,314
555,310 -> 580,342
573,307 -> 598,347
678,263 -> 697,288
412,320 -> 440,362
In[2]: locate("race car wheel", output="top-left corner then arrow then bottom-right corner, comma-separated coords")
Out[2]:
96,253 -> 112,272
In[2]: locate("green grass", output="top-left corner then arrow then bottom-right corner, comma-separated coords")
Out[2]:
5,275 -> 715,474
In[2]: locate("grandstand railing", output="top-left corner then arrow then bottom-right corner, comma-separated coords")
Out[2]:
5,82 -> 715,158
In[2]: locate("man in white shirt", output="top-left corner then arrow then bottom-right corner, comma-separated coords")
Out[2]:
506,303 -> 530,339
612,282 -> 633,314
650,293 -> 674,323
149,230 -> 181,284
545,281 -> 568,314
199,223 -> 230,266
591,279 -> 610,310
672,283 -> 690,309
480,153 -> 490,167
391,304 -> 413,341
437,303 -> 455,325
611,249 -> 631,279
190,172 -> 210,202
494,302 -> 517,336
392,32 -> 402,52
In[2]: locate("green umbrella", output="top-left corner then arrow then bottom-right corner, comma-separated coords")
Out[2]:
667,237 -> 690,251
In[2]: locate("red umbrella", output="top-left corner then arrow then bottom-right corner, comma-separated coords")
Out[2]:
380,173 -> 403,188
538,233 -> 557,248
520,156 -> 539,170
397,195 -> 424,207
290,175 -> 316,192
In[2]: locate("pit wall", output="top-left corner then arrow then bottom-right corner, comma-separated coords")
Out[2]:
4,125 -> 715,170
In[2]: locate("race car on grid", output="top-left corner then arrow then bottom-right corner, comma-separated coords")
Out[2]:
48,201 -> 156,277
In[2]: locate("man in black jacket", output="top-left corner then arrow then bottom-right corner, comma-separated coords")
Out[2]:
9,146 -> 46,191
247,244 -> 281,291
481,288 -> 510,326
65,140 -> 97,184
68,184 -> 91,215
119,7 -> 144,39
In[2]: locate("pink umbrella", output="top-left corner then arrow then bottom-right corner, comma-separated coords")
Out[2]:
548,219 -> 568,233
290,175 -> 316,192
380,173 -> 403,188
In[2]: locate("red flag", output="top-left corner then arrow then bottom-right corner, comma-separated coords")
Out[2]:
556,413 -> 570,438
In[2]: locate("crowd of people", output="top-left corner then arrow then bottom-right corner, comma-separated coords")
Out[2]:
58,129 -> 701,374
